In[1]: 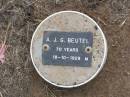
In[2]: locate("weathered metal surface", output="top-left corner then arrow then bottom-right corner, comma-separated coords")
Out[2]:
30,11 -> 107,88
42,31 -> 93,67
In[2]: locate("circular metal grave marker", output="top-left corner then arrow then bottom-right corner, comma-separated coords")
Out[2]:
30,11 -> 107,88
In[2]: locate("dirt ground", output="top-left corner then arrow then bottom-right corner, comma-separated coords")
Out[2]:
0,0 -> 130,97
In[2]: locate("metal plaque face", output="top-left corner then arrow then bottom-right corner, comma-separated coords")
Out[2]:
42,31 -> 93,67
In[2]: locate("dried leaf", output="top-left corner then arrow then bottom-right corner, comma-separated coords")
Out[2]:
0,44 -> 7,64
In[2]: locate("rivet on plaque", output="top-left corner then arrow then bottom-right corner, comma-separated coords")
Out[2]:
30,11 -> 107,88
